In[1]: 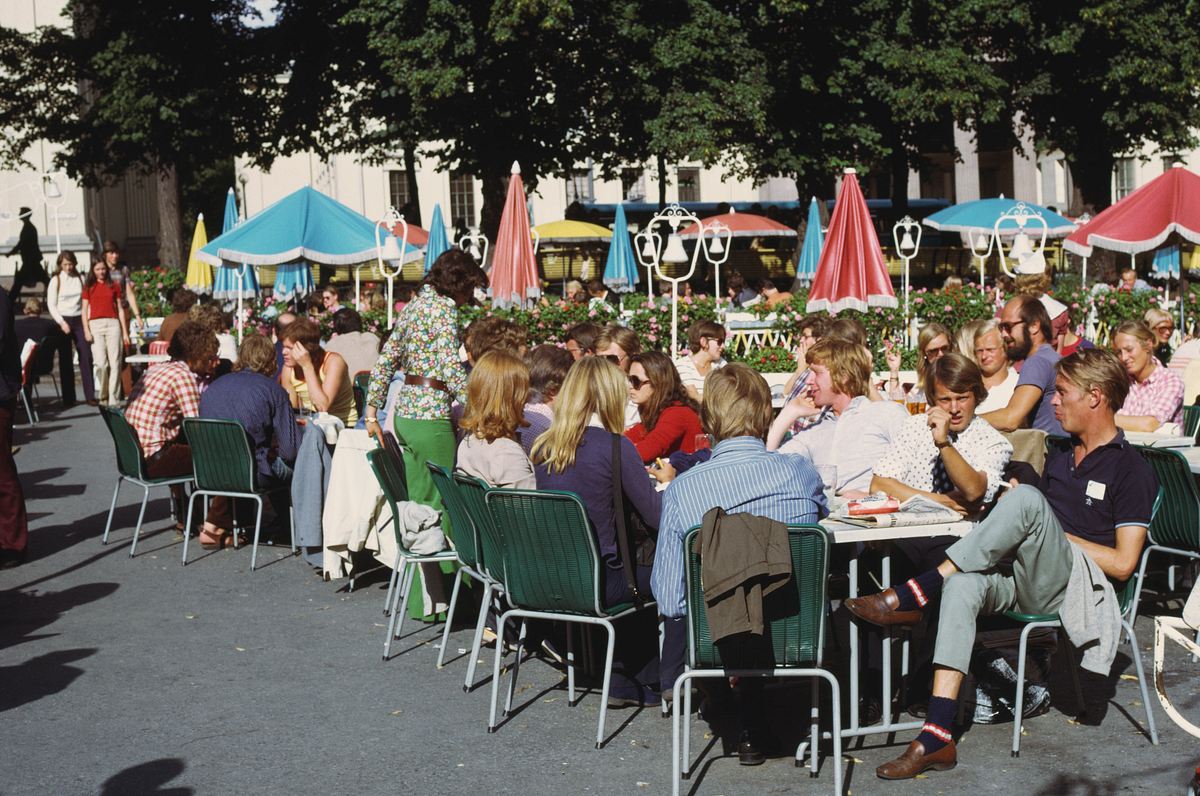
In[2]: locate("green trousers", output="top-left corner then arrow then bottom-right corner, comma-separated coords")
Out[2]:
934,485 -> 1075,674
394,416 -> 457,620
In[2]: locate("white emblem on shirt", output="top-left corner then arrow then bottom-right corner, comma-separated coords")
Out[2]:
1086,480 -> 1107,501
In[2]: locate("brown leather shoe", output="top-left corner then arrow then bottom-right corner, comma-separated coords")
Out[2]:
845,588 -> 923,627
876,739 -> 957,779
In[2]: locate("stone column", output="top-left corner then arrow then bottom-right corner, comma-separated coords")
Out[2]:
1012,115 -> 1040,202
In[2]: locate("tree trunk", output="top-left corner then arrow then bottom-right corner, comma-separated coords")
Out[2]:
657,154 -> 668,209
156,163 -> 184,269
1066,148 -> 1115,214
889,144 -> 910,215
479,168 -> 508,260
402,144 -> 422,224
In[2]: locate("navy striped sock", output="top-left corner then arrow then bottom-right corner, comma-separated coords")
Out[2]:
893,569 -> 945,611
914,695 -> 956,753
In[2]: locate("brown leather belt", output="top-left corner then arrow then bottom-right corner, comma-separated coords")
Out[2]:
404,373 -> 451,393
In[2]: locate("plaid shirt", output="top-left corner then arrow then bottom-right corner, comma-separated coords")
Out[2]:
125,360 -> 201,457
1118,358 -> 1183,426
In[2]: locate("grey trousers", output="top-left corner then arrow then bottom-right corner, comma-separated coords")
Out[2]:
933,485 -> 1075,673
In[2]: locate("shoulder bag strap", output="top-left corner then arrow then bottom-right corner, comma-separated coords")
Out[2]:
611,432 -> 643,605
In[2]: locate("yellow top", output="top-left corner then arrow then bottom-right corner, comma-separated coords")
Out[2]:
288,353 -> 358,426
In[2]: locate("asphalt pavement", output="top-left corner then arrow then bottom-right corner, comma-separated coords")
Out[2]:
3,401 -> 1199,795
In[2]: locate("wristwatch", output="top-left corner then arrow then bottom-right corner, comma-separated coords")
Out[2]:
364,417 -> 379,425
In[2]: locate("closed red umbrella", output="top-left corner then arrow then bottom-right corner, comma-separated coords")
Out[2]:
807,168 -> 896,314
489,161 -> 541,309
1064,164 -> 1200,256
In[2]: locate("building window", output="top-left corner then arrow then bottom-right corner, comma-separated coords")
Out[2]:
621,167 -> 646,201
566,168 -> 594,205
450,171 -> 476,228
387,170 -> 409,212
677,167 -> 701,203
1114,157 -> 1137,200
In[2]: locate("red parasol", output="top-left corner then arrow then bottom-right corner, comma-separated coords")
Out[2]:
677,211 -> 797,239
389,221 -> 428,247
1064,164 -> 1200,256
489,161 -> 541,309
807,168 -> 896,314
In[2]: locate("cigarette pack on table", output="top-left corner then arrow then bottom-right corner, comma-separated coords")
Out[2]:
846,496 -> 900,516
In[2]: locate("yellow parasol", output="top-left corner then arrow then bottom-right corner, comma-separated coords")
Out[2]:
184,213 -> 213,294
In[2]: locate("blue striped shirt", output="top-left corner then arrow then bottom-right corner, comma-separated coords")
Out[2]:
651,436 -> 827,618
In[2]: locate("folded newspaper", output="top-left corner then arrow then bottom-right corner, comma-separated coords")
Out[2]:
834,493 -> 962,528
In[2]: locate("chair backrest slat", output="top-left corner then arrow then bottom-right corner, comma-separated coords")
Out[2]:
485,490 -> 602,615
453,473 -> 506,581
182,418 -> 257,492
99,406 -> 148,480
1135,446 -> 1200,551
426,463 -> 481,570
683,523 -> 830,669
1183,404 -> 1200,438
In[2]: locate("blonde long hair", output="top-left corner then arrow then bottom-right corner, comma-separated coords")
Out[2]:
531,356 -> 626,474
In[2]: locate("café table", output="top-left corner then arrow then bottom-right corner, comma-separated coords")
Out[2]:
1178,446 -> 1200,475
794,514 -> 974,766
125,353 -> 170,366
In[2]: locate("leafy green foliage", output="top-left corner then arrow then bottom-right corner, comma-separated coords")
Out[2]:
128,266 -> 186,317
727,345 -> 795,374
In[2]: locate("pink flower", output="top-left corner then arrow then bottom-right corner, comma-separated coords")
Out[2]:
588,309 -> 597,317
647,333 -> 657,341
915,297 -> 924,304
943,305 -> 952,312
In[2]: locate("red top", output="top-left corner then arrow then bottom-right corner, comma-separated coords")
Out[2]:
625,403 -> 703,463
83,281 -> 121,320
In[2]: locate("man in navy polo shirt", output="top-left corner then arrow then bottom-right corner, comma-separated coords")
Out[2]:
845,348 -> 1156,780
983,294 -> 1065,436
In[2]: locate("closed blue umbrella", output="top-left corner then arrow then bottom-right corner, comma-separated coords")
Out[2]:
1153,245 -> 1181,278
424,204 -> 450,274
602,203 -> 639,293
924,198 -> 1076,236
795,197 -> 824,285
273,261 -> 316,302
211,188 -> 259,300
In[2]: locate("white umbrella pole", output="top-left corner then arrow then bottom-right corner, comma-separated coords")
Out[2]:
1081,256 -> 1088,290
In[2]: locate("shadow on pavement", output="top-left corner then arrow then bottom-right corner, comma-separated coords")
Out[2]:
0,647 -> 95,711
0,581 -> 120,652
19,467 -> 86,500
100,758 -> 192,795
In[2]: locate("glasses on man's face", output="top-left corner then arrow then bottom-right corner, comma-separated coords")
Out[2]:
923,344 -> 951,362
628,374 -> 649,390
997,320 -> 1025,335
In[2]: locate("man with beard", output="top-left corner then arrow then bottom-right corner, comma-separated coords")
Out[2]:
981,295 -> 1064,436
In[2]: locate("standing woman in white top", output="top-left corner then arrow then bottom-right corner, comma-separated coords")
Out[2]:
673,320 -> 726,401
45,251 -> 95,406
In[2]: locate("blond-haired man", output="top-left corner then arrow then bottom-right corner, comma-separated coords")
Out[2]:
653,363 -> 826,764
769,339 -> 908,495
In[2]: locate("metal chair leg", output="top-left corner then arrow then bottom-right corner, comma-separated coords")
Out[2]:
1011,622 -> 1035,757
437,568 -> 465,669
102,479 -> 122,545
503,620 -> 528,716
181,490 -> 200,565
595,619 -> 617,749
129,485 -> 150,558
383,547 -> 401,616
565,623 -> 576,705
249,497 -> 264,571
382,562 -> 413,661
463,582 -> 493,692
288,503 -> 296,554
1123,619 -> 1159,744
488,609 -> 515,733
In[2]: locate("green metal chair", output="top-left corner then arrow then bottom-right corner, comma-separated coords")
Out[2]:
484,489 -> 656,750
1133,447 -> 1200,620
180,418 -> 294,570
1002,487 -> 1164,756
368,448 -> 459,661
1182,404 -> 1200,438
673,524 -> 841,796
426,463 -> 508,690
98,406 -> 194,557
352,370 -> 370,422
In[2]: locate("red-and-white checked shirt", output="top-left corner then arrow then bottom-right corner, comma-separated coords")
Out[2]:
1118,358 -> 1184,426
125,360 -> 201,457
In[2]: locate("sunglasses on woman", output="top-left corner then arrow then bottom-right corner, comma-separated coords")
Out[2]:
628,374 -> 650,389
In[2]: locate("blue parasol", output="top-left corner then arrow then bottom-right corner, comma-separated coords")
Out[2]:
211,188 -> 259,300
424,203 -> 450,274
795,197 -> 824,285
924,197 -> 1076,236
602,203 -> 639,292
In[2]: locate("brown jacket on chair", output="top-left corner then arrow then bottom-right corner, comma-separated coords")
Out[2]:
693,507 -> 792,643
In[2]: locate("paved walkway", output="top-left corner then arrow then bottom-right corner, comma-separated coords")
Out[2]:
3,402 -> 1199,795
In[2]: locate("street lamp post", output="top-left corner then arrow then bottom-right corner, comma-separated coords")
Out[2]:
892,215 -> 922,346
994,202 -> 1049,280
634,204 -> 723,356
967,224 -> 995,295
703,220 -> 732,308
373,206 -> 408,329
1075,212 -> 1092,289
459,229 -> 489,266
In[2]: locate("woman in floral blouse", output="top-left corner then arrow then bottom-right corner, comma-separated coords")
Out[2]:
364,250 -> 487,615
